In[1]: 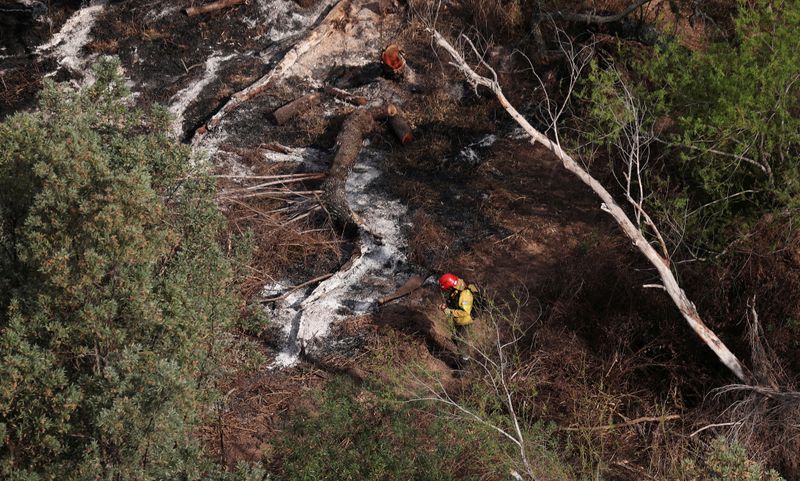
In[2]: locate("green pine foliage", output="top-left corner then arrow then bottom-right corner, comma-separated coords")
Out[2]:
645,0 -> 800,250
0,58 -> 259,480
577,0 -> 799,254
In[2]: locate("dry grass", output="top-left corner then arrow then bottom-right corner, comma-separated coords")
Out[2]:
460,0 -> 523,38
86,38 -> 120,54
217,154 -> 344,301
409,210 -> 455,272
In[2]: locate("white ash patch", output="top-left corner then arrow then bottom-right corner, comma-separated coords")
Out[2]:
255,0 -> 335,42
457,134 -> 498,165
192,127 -> 231,168
269,149 -> 411,367
36,1 -> 107,81
168,53 -> 235,138
260,146 -> 328,171
145,5 -> 180,22
282,2 -> 385,83
509,127 -> 532,140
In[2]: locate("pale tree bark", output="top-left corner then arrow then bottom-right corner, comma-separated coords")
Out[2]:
430,29 -> 752,384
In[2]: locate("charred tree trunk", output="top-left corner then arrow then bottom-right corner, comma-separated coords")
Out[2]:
321,109 -> 375,230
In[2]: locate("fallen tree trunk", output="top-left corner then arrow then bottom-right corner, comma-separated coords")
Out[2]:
185,0 -> 244,17
321,109 -> 375,229
272,93 -> 320,125
194,0 -> 346,141
431,29 -> 753,384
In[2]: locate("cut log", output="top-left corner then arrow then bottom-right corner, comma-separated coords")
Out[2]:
321,109 -> 375,229
184,0 -> 244,17
271,93 -> 320,125
387,104 -> 412,144
378,275 -> 424,305
324,86 -> 368,106
382,44 -> 405,76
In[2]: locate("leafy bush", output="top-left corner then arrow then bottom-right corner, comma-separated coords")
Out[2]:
0,58 -> 257,480
574,0 -> 799,255
678,437 -> 784,481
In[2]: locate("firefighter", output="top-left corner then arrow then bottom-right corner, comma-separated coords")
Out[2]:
438,273 -> 475,360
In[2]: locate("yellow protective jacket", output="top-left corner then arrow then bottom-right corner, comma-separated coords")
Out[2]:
445,287 -> 474,326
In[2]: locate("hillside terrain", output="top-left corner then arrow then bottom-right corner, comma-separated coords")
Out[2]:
2,0 -> 799,480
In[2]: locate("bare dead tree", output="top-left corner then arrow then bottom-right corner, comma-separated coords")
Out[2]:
429,28 -> 753,384
411,302 -> 540,480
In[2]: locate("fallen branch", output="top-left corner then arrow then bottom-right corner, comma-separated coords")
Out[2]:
561,414 -> 681,432
218,174 -> 326,195
260,273 -> 334,302
323,86 -> 368,106
272,93 -> 321,125
431,29 -> 752,384
220,189 -> 324,201
185,0 -> 244,17
194,0 -> 346,140
210,173 -> 325,180
378,275 -> 424,305
321,109 -> 375,229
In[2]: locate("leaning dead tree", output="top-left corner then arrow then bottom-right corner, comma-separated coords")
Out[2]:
430,29 -> 752,384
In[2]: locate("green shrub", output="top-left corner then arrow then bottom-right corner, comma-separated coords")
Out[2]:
643,0 -> 800,251
0,58 -> 257,480
678,437 -> 784,481
270,377 -> 508,481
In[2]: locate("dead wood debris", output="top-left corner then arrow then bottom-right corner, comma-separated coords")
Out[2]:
378,275 -> 424,305
271,93 -> 320,125
387,103 -> 413,144
323,86 -> 368,106
184,0 -> 245,17
194,0 -> 348,140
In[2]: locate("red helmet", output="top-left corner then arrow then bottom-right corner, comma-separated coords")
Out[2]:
438,273 -> 459,290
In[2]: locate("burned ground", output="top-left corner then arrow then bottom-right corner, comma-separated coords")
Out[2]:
4,0 -> 799,479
